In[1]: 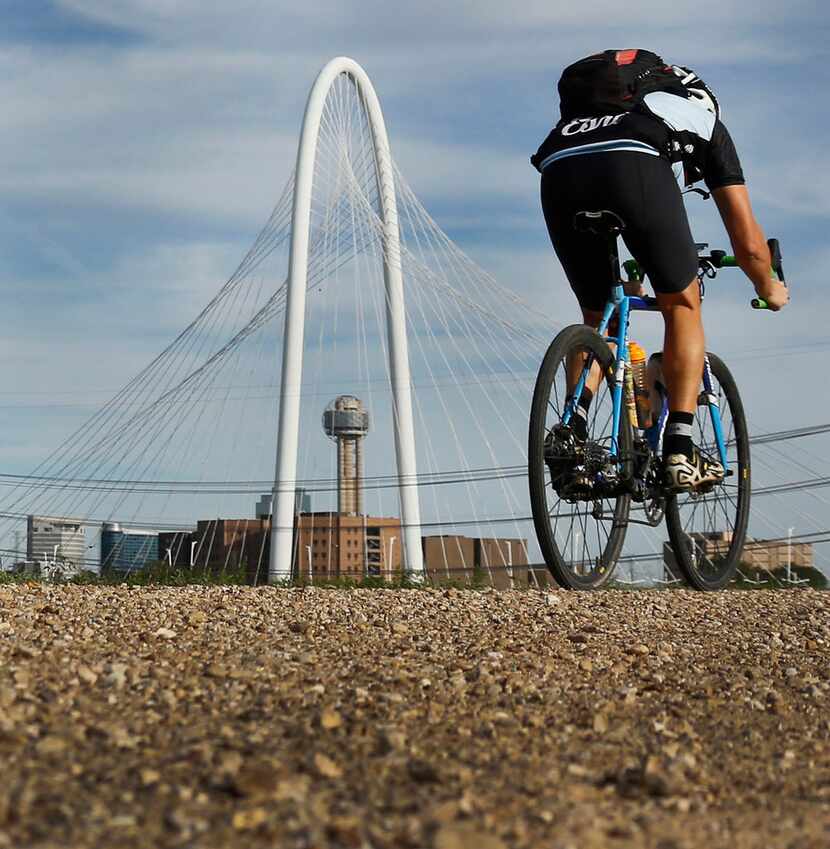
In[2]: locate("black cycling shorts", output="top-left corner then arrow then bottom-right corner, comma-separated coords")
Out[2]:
541,152 -> 698,312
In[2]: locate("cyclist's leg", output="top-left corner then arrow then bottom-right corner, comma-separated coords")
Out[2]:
569,307 -> 610,413
616,157 -> 721,484
656,281 -> 704,413
541,163 -> 614,432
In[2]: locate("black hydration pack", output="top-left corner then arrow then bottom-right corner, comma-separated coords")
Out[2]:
557,49 -> 688,120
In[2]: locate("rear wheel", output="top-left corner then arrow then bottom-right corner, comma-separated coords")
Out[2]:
664,353 -> 750,590
529,325 -> 632,589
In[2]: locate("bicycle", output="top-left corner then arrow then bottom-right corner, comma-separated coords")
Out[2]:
528,208 -> 786,590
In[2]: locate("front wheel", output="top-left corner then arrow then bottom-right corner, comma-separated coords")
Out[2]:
528,325 -> 632,589
664,353 -> 750,590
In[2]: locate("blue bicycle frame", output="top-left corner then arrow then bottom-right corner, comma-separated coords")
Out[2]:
561,283 -> 729,470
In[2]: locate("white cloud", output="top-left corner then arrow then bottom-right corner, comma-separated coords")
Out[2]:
0,46 -> 300,224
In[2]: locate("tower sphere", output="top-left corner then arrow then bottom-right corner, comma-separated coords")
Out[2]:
322,395 -> 370,440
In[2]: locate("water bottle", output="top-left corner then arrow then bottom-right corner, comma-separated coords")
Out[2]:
628,341 -> 651,430
624,358 -> 637,430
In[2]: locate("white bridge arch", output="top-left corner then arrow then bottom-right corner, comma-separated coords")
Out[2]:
269,57 -> 424,582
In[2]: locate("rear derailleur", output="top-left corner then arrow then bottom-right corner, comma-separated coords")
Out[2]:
545,424 -> 623,502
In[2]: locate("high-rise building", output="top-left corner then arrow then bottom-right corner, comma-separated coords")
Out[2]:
100,523 -> 161,574
322,396 -> 370,516
26,516 -> 87,575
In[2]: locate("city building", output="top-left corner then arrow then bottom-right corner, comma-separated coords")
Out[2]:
158,512 -> 532,586
100,523 -> 161,574
26,515 -> 87,574
255,488 -> 311,520
294,513 -> 401,581
190,518 -> 272,583
742,536 -> 814,571
158,530 -> 196,568
663,531 -> 815,581
422,534 -> 530,588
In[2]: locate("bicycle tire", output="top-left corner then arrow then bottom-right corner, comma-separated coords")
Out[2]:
664,352 -> 750,590
528,325 -> 632,589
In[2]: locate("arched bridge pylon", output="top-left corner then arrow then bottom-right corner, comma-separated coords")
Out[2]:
269,57 -> 424,582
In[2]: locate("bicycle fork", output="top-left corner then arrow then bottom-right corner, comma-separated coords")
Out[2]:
648,356 -> 729,472
702,356 -> 729,470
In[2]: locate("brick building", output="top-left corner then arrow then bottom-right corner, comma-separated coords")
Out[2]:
663,531 -> 814,581
422,534 -> 530,588
156,516 -> 531,587
294,513 -> 402,581
158,519 -> 271,583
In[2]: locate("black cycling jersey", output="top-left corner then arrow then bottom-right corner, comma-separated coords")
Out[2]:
531,91 -> 745,191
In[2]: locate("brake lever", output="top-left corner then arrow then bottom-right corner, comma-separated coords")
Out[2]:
684,187 -> 711,201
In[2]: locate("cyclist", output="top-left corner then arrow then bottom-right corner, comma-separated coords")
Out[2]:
532,49 -> 788,490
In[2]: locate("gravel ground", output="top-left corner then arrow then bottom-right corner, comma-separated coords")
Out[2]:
0,585 -> 828,849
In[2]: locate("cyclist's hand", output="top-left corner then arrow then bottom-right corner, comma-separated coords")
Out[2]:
754,278 -> 789,311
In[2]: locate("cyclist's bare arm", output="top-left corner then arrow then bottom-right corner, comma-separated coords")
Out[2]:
712,185 -> 789,310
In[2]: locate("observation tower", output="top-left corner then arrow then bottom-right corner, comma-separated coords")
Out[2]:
323,396 -> 370,516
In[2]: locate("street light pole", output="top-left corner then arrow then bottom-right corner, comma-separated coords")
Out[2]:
306,544 -> 313,582
388,536 -> 396,579
787,527 -> 794,584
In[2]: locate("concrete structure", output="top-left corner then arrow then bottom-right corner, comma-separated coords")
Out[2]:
323,396 -> 370,516
294,513 -> 401,581
663,531 -> 815,581
422,534 -> 530,588
100,523 -> 160,574
270,57 -> 423,582
26,515 -> 86,574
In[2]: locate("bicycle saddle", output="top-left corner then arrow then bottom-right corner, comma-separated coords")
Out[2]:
573,210 -> 626,235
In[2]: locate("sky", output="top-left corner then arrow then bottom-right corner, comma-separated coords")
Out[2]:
2,0 -> 830,570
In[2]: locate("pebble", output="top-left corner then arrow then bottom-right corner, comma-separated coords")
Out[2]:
0,585 -> 823,849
